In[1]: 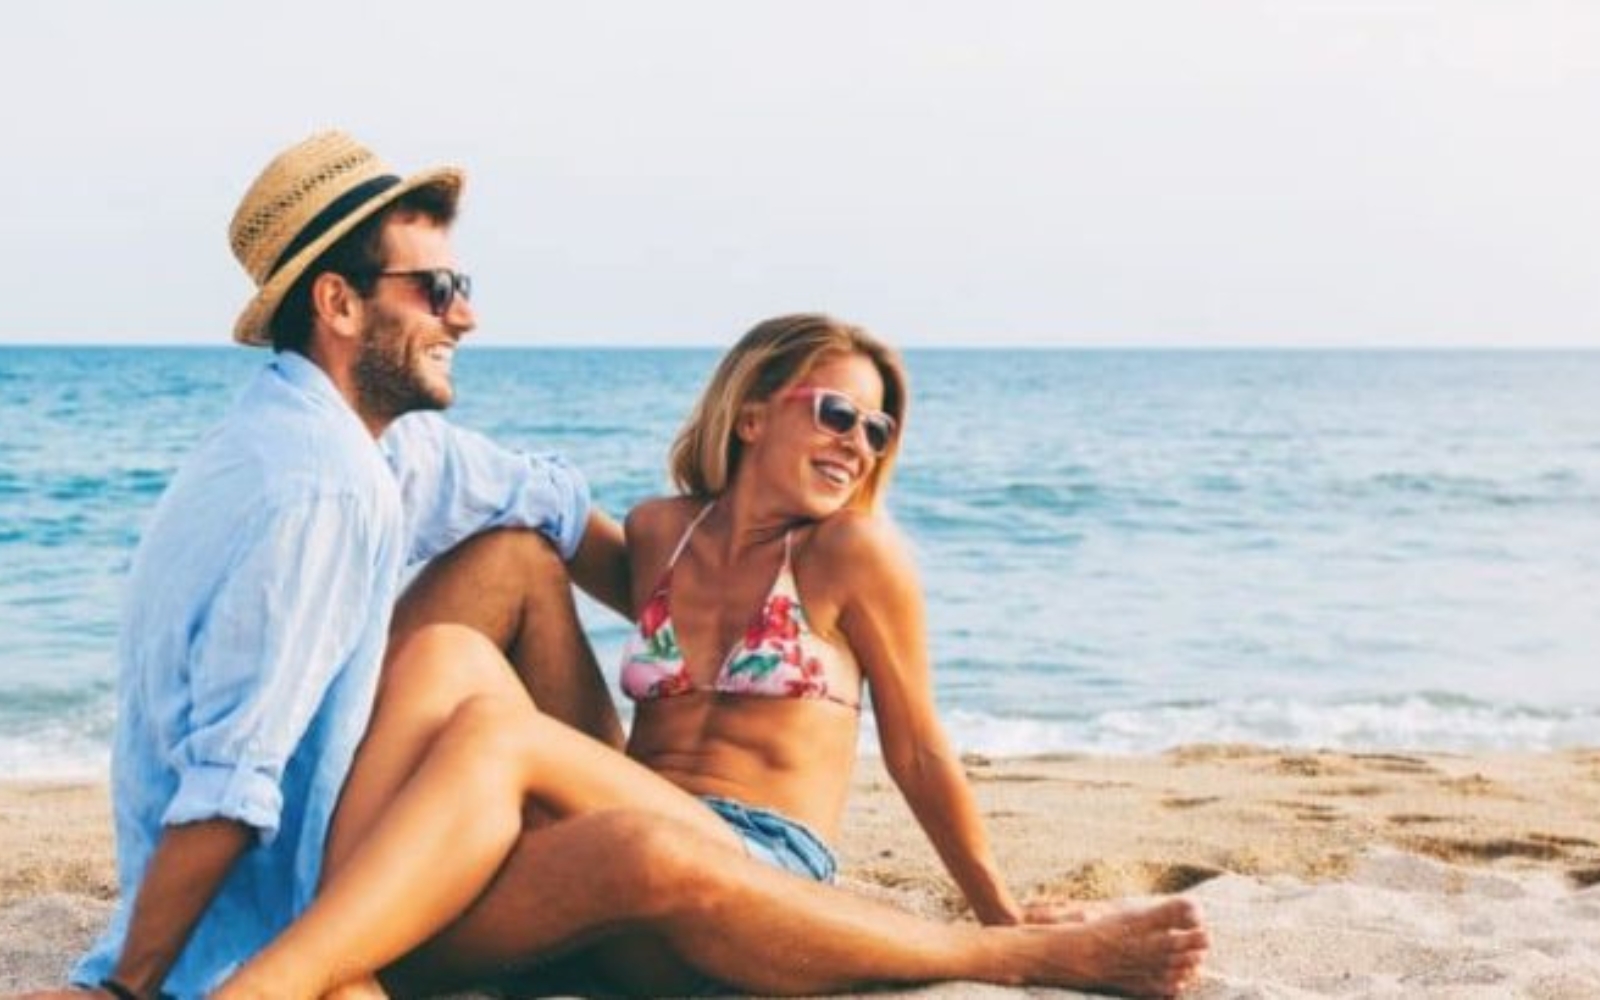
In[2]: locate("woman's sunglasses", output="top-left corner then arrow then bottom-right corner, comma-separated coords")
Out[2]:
353,268 -> 473,317
782,387 -> 897,456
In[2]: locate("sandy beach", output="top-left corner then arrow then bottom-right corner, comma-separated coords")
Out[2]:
4,745 -> 1599,998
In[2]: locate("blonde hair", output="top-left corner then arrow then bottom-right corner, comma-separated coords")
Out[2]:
670,314 -> 909,512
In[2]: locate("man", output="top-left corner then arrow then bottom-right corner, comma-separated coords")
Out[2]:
31,131 -> 1205,1000
49,130 -> 631,999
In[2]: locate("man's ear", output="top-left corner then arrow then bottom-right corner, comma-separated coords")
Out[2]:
310,272 -> 364,342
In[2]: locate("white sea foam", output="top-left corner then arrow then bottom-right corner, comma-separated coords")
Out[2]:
3,695 -> 1597,780
861,695 -> 1600,757
0,729 -> 109,781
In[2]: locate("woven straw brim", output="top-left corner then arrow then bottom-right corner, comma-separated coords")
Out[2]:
232,166 -> 464,346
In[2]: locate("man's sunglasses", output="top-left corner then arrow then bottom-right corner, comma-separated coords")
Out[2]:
782,387 -> 897,456
350,268 -> 472,317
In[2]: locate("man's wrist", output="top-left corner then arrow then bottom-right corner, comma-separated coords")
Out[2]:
98,978 -> 143,1000
99,973 -> 171,1000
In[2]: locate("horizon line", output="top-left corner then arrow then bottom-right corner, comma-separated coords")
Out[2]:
1,340 -> 1597,353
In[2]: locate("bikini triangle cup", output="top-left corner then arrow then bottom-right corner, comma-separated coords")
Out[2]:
619,503 -> 861,708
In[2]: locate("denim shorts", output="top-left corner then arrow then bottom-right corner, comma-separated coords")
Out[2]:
700,796 -> 839,883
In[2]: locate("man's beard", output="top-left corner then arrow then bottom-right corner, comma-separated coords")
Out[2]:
353,316 -> 451,424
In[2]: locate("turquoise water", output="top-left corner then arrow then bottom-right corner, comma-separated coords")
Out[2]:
2,346 -> 1598,776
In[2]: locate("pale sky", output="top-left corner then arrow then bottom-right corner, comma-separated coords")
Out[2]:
2,1 -> 1596,347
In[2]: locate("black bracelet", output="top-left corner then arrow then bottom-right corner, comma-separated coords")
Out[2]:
98,977 -> 143,1000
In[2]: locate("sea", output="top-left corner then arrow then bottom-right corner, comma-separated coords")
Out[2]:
2,346 -> 1598,779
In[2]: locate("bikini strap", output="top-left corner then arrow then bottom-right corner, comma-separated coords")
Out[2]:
665,501 -> 717,569
772,529 -> 802,598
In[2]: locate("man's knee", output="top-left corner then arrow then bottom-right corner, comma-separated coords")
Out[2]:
461,528 -> 568,585
393,528 -> 576,652
564,812 -> 729,918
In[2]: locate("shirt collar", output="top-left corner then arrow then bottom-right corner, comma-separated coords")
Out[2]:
268,350 -> 372,436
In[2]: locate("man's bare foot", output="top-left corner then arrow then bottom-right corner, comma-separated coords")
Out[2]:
1022,897 -> 1208,997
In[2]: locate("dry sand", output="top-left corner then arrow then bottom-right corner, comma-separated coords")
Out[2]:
4,745 -> 1599,998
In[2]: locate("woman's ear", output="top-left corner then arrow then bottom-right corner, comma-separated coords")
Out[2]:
735,401 -> 765,445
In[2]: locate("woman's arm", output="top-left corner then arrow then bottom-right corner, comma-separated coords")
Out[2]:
569,508 -> 632,618
826,516 -> 1024,926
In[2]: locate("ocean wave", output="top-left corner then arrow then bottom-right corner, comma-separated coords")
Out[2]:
1334,471 -> 1597,512
4,692 -> 1597,781
859,694 -> 1600,757
0,686 -> 114,780
0,731 -> 108,780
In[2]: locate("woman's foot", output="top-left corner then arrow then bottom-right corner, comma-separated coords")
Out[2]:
1019,897 -> 1208,997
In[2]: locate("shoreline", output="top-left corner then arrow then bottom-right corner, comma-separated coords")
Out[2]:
5,745 -> 1600,996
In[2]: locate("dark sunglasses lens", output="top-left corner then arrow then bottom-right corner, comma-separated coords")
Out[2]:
862,415 -> 894,453
423,270 -> 471,315
425,271 -> 453,314
815,393 -> 892,454
815,393 -> 859,435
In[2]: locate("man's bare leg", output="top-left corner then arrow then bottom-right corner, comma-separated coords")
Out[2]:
389,811 -> 1210,999
389,528 -> 623,748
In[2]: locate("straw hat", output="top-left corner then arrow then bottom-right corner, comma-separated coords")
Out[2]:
228,130 -> 464,346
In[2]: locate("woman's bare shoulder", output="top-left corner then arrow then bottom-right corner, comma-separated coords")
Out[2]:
808,509 -> 916,577
625,495 -> 700,542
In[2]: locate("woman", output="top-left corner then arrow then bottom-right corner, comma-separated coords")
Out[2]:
198,318 -> 1207,1000
619,314 -> 1036,917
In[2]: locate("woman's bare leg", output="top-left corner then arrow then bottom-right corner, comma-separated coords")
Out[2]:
211,624 -> 739,1000
388,811 -> 1210,999
323,622 -> 731,877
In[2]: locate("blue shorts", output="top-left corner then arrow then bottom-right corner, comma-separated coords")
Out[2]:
700,796 -> 839,883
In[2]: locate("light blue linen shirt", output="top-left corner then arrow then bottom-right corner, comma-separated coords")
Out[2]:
74,351 -> 590,998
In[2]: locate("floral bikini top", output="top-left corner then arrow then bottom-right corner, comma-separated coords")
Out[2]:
619,504 -> 862,710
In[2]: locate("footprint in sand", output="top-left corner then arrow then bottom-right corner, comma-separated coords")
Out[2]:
1036,860 -> 1224,900
1269,800 -> 1345,824
1532,833 -> 1599,850
1160,795 -> 1222,810
968,772 -> 1052,784
1165,744 -> 1267,766
1437,773 -> 1519,799
1349,752 -> 1441,775
1316,782 -> 1393,798
1272,754 -> 1356,778
1405,834 -> 1584,865
1387,813 -> 1450,827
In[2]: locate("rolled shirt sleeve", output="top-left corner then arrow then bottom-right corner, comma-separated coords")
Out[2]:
382,412 -> 592,565
162,494 -> 380,843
